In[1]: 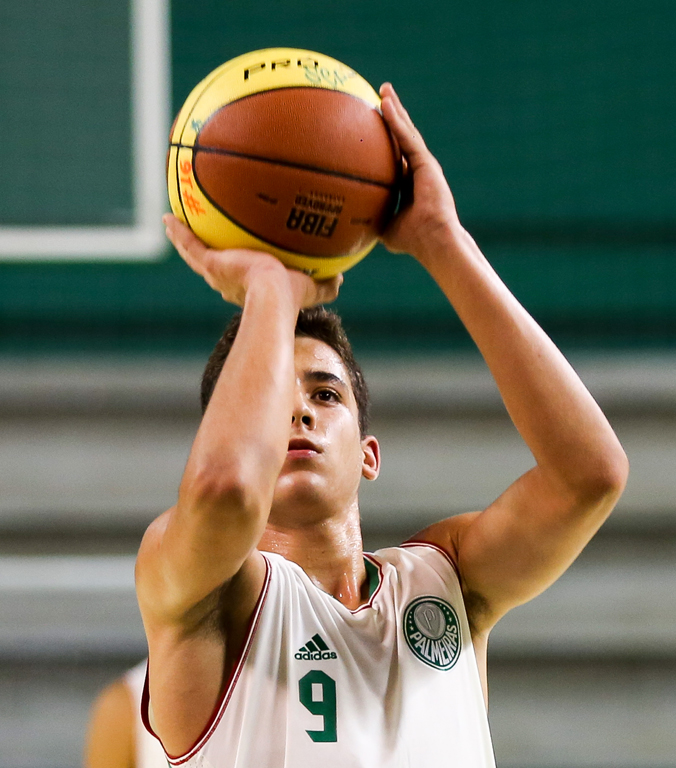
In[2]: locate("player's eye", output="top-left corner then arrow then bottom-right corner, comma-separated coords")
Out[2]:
314,388 -> 340,403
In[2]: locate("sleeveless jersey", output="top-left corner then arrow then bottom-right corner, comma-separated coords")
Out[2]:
125,661 -> 171,768
143,542 -> 496,767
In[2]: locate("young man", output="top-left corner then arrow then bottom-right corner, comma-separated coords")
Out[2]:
135,83 -> 628,766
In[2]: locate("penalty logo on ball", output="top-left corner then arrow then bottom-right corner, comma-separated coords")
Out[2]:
403,596 -> 461,671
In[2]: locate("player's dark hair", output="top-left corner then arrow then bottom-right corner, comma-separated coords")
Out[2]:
200,306 -> 371,435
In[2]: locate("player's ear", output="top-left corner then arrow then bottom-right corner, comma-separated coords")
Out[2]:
361,435 -> 380,481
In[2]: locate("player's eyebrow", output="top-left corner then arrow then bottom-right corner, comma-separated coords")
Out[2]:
303,370 -> 348,389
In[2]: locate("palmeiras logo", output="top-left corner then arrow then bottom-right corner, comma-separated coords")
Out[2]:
403,596 -> 461,670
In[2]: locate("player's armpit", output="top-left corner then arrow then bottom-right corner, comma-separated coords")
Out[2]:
135,507 -> 267,629
137,537 -> 267,757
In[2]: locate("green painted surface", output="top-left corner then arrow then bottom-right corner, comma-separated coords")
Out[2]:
0,1 -> 132,225
1,0 -> 674,353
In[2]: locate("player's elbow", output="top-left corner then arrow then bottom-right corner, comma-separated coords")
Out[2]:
594,443 -> 629,496
179,463 -> 268,524
572,446 -> 629,513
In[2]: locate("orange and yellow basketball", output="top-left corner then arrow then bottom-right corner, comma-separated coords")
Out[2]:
167,48 -> 401,278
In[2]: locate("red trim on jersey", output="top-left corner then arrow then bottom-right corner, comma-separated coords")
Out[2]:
400,539 -> 461,578
141,556 -> 272,765
352,553 -> 385,613
140,664 -> 159,746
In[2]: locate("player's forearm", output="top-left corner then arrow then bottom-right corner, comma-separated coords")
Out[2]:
180,267 -> 298,520
417,224 -> 628,500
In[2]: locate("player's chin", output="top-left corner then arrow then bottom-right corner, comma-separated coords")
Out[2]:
273,469 -> 328,505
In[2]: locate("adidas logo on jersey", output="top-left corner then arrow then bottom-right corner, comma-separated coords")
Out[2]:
295,633 -> 337,660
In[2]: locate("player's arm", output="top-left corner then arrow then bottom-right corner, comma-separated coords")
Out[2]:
135,217 -> 340,751
84,678 -> 135,768
380,83 -> 628,634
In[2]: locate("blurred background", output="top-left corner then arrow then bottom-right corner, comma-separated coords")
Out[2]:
1,0 -> 675,766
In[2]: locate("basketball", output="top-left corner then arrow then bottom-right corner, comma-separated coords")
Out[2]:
167,48 -> 401,279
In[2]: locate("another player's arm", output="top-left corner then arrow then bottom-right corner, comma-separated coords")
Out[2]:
84,678 -> 135,768
135,217 -> 340,753
380,83 -> 628,634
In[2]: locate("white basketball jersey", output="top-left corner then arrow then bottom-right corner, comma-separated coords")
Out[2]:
143,542 -> 495,767
125,661 -> 170,768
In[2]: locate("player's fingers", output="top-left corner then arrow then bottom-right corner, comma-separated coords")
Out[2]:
166,231 -> 205,277
315,274 -> 343,304
379,83 -> 428,167
164,215 -> 210,263
165,224 -> 277,283
163,215 -> 216,279
380,83 -> 420,138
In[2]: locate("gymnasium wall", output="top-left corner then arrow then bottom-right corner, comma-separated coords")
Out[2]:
1,0 -> 675,354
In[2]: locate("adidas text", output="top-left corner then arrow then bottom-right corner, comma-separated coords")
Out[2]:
294,650 -> 337,661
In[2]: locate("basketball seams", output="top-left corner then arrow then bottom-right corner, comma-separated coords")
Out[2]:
187,161 -> 275,254
172,61 -> 240,228
174,57 -> 249,147
175,55 -> 380,150
191,86 -> 396,187
186,144 -> 395,190
174,147 -> 190,226
181,50 -> 381,139
194,84 -> 384,123
187,160 -> 379,260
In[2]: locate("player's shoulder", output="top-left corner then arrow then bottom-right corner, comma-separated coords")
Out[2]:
397,511 -> 483,571
372,540 -> 451,573
368,539 -> 469,615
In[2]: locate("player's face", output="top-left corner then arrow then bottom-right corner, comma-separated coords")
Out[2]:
270,336 -> 379,523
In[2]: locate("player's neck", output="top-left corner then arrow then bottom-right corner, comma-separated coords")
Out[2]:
259,502 -> 369,610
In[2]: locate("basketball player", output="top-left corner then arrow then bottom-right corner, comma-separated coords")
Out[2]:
135,83 -> 628,766
84,661 -> 166,768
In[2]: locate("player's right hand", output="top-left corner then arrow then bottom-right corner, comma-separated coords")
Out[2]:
379,83 -> 462,266
164,214 -> 342,308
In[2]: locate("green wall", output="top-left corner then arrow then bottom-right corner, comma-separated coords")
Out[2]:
0,1 -> 132,226
1,0 -> 675,354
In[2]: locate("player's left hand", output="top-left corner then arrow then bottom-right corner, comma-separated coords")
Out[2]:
379,83 -> 462,264
164,214 -> 342,308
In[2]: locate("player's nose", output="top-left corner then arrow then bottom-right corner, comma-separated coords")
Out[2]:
291,393 -> 315,429
291,410 -> 314,428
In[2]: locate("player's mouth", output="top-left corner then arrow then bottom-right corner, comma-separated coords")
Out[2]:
287,438 -> 322,459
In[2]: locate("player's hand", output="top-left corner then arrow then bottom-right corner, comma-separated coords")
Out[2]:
379,83 -> 461,264
163,215 -> 342,308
